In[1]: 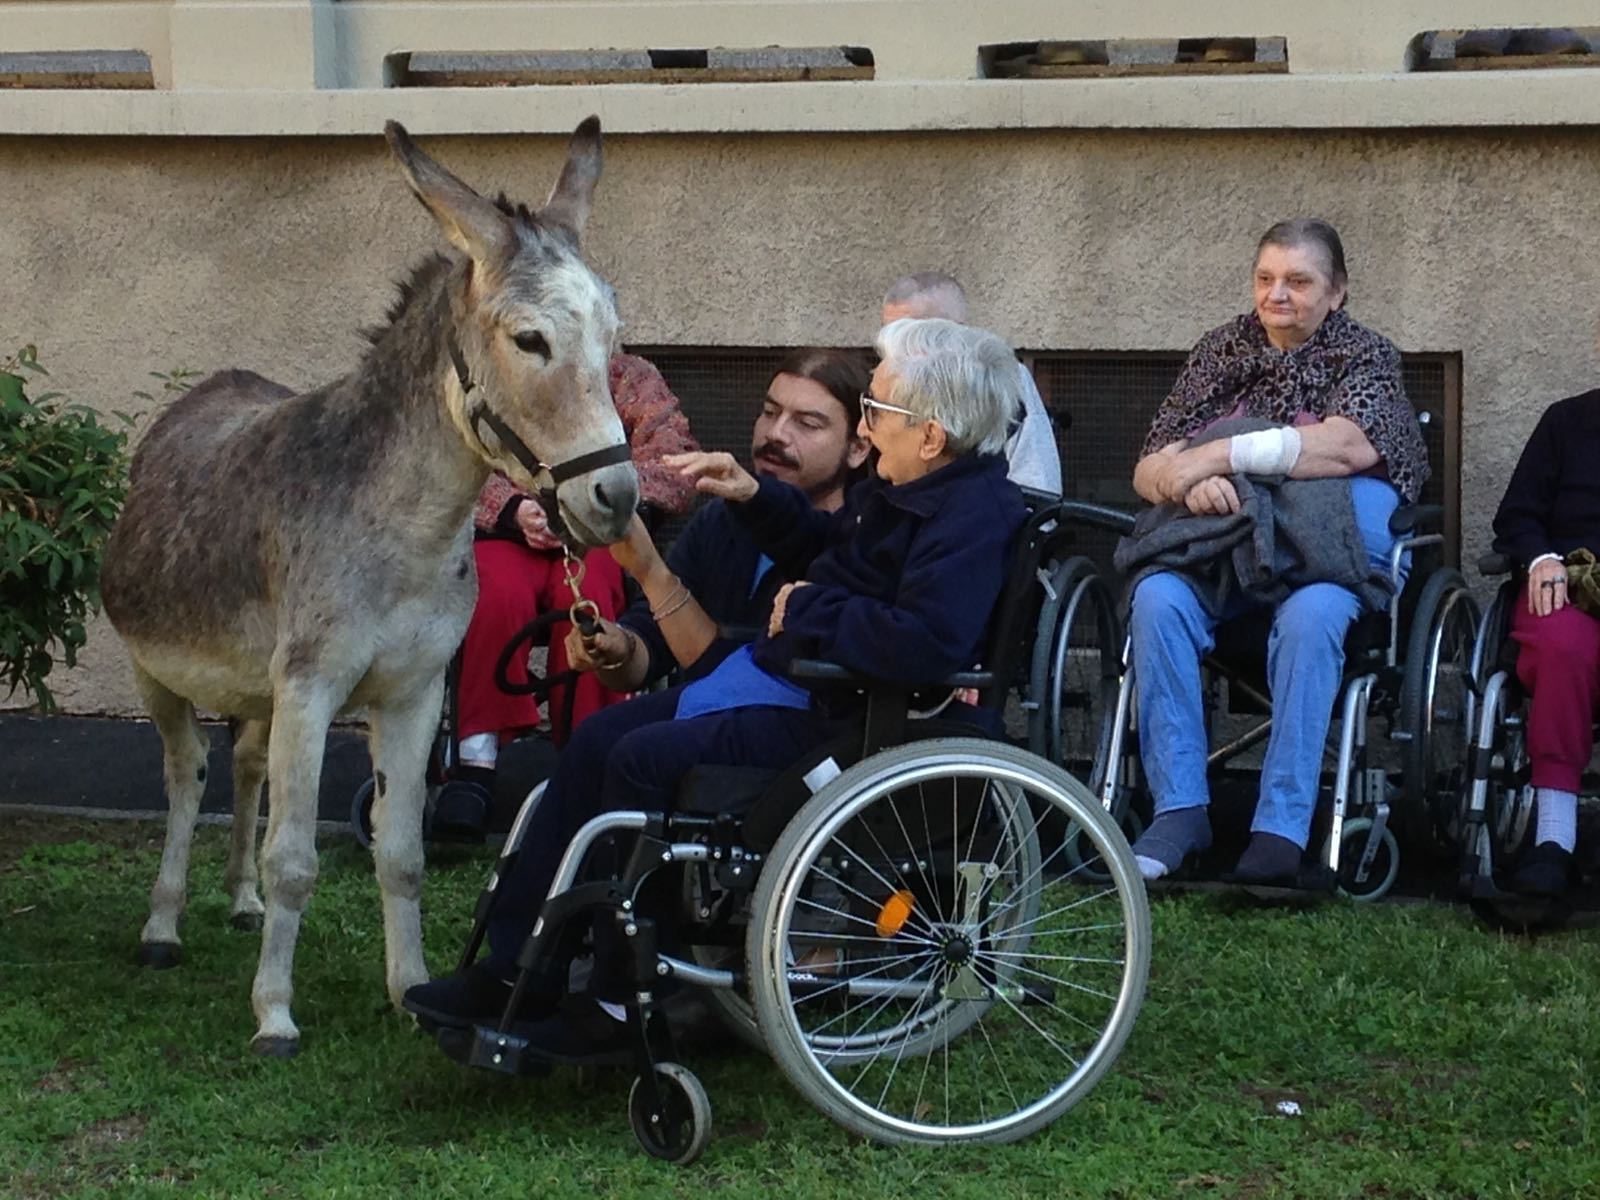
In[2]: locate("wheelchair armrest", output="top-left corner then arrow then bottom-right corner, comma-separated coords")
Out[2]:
1055,500 -> 1138,535
717,624 -> 763,645
786,658 -> 996,691
1477,552 -> 1513,578
786,659 -> 858,684
1388,504 -> 1442,535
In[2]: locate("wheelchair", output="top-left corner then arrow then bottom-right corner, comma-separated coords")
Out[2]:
423,499 -> 1152,1163
1455,553 -> 1597,927
1044,500 -> 1478,901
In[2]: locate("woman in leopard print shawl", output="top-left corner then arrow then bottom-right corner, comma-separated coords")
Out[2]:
1141,303 -> 1428,504
1124,218 -> 1430,890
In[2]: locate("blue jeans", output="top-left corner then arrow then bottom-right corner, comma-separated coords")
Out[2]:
1128,478 -> 1403,847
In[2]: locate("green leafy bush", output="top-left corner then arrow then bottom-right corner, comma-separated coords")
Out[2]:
0,345 -> 133,711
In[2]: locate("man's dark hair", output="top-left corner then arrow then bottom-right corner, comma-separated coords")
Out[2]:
770,348 -> 871,429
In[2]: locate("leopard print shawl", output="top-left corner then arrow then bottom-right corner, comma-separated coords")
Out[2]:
1142,309 -> 1429,503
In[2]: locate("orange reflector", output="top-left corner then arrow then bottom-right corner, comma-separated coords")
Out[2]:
875,889 -> 916,938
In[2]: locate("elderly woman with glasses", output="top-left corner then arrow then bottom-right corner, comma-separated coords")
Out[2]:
1123,218 -> 1429,888
1489,385 -> 1600,895
406,317 -> 1029,1053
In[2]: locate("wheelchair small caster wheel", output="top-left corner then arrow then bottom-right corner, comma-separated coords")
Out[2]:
350,777 -> 377,849
628,1062 -> 712,1165
1336,818 -> 1399,901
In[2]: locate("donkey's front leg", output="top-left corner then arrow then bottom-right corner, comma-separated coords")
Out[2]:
366,675 -> 443,1010
224,719 -> 270,932
251,683 -> 335,1056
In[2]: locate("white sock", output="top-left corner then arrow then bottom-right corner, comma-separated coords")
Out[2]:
596,999 -> 628,1022
458,733 -> 498,768
1535,787 -> 1578,852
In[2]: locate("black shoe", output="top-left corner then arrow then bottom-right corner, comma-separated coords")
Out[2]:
514,997 -> 635,1066
1509,842 -> 1574,898
431,779 -> 491,842
402,962 -> 558,1031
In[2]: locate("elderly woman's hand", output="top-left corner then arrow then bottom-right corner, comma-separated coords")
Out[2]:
1183,476 -> 1241,516
1528,556 -> 1570,617
768,581 -> 810,637
1161,442 -> 1232,502
664,451 -> 759,503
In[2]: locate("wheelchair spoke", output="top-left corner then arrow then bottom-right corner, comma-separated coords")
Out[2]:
821,830 -> 946,944
885,792 -> 944,923
982,952 -> 1120,1005
979,884 -> 1121,941
988,982 -> 1084,1068
792,894 -> 918,940
980,948 -> 1125,966
972,998 -> 1023,1114
810,959 -> 941,1059
806,857 -> 940,953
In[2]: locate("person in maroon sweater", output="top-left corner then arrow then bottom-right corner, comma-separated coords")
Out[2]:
435,352 -> 699,838
1491,386 -> 1600,894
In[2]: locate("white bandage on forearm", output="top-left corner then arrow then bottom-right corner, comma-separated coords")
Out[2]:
1228,426 -> 1303,476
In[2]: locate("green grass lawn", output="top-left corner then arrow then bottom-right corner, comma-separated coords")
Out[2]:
3,815 -> 1597,1199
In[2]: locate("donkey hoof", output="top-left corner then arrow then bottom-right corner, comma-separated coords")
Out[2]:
252,1035 -> 301,1059
229,911 -> 264,933
136,942 -> 183,970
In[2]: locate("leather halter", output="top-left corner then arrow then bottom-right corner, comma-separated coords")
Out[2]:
448,335 -> 631,533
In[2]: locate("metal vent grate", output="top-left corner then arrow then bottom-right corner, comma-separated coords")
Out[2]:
634,345 -> 1460,568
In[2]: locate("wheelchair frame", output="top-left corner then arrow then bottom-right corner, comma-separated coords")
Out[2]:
424,498 -> 1153,1163
1031,501 -> 1477,900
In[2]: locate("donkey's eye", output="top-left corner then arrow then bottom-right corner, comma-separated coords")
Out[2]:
512,330 -> 552,358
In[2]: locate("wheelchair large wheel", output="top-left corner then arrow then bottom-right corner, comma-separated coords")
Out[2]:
747,739 -> 1149,1146
1397,569 -> 1480,851
1027,557 -> 1121,783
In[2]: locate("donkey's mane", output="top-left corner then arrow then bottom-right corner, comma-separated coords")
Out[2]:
362,196 -> 547,350
362,252 -> 453,348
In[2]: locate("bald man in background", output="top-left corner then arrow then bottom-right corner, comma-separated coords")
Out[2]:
880,271 -> 1063,494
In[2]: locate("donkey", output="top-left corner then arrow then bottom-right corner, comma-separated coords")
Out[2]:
99,118 -> 637,1055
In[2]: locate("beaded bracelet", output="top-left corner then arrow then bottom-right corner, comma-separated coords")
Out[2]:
650,580 -> 693,622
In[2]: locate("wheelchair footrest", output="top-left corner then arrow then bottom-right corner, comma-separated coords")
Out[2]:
463,1025 -> 544,1076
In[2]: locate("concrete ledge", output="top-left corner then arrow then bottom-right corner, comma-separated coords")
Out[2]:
4,70 -> 1600,135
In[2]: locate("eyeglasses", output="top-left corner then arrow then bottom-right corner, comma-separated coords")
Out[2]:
859,394 -> 923,430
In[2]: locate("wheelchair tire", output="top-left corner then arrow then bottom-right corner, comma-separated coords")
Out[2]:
628,1062 -> 712,1165
1027,557 -> 1121,782
351,777 -> 377,849
747,739 -> 1149,1146
1397,569 -> 1480,853
1335,817 -> 1399,901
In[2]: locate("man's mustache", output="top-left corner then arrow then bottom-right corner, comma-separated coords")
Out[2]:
753,441 -> 799,469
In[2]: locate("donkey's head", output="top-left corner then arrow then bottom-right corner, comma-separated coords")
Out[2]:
385,118 -> 638,547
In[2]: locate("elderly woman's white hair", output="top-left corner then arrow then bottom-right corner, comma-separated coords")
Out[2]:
874,317 -> 1022,457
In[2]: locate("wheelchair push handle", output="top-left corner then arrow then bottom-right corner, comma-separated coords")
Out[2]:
1477,552 -> 1513,578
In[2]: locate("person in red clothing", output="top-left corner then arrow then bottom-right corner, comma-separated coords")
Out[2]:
433,352 -> 699,838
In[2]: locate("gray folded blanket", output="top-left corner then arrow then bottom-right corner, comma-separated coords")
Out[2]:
1113,417 -> 1392,618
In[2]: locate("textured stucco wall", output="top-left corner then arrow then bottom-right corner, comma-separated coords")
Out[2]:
3,127 -> 1596,713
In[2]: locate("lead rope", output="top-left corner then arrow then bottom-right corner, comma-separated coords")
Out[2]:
561,545 -> 602,637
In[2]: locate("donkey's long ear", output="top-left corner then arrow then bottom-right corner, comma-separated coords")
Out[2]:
386,121 -> 515,266
540,116 -> 603,243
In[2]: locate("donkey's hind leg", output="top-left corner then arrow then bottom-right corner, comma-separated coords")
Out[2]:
366,675 -> 442,1010
224,718 -> 270,931
133,665 -> 213,969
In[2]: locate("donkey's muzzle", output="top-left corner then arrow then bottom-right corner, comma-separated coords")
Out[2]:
560,460 -> 638,549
